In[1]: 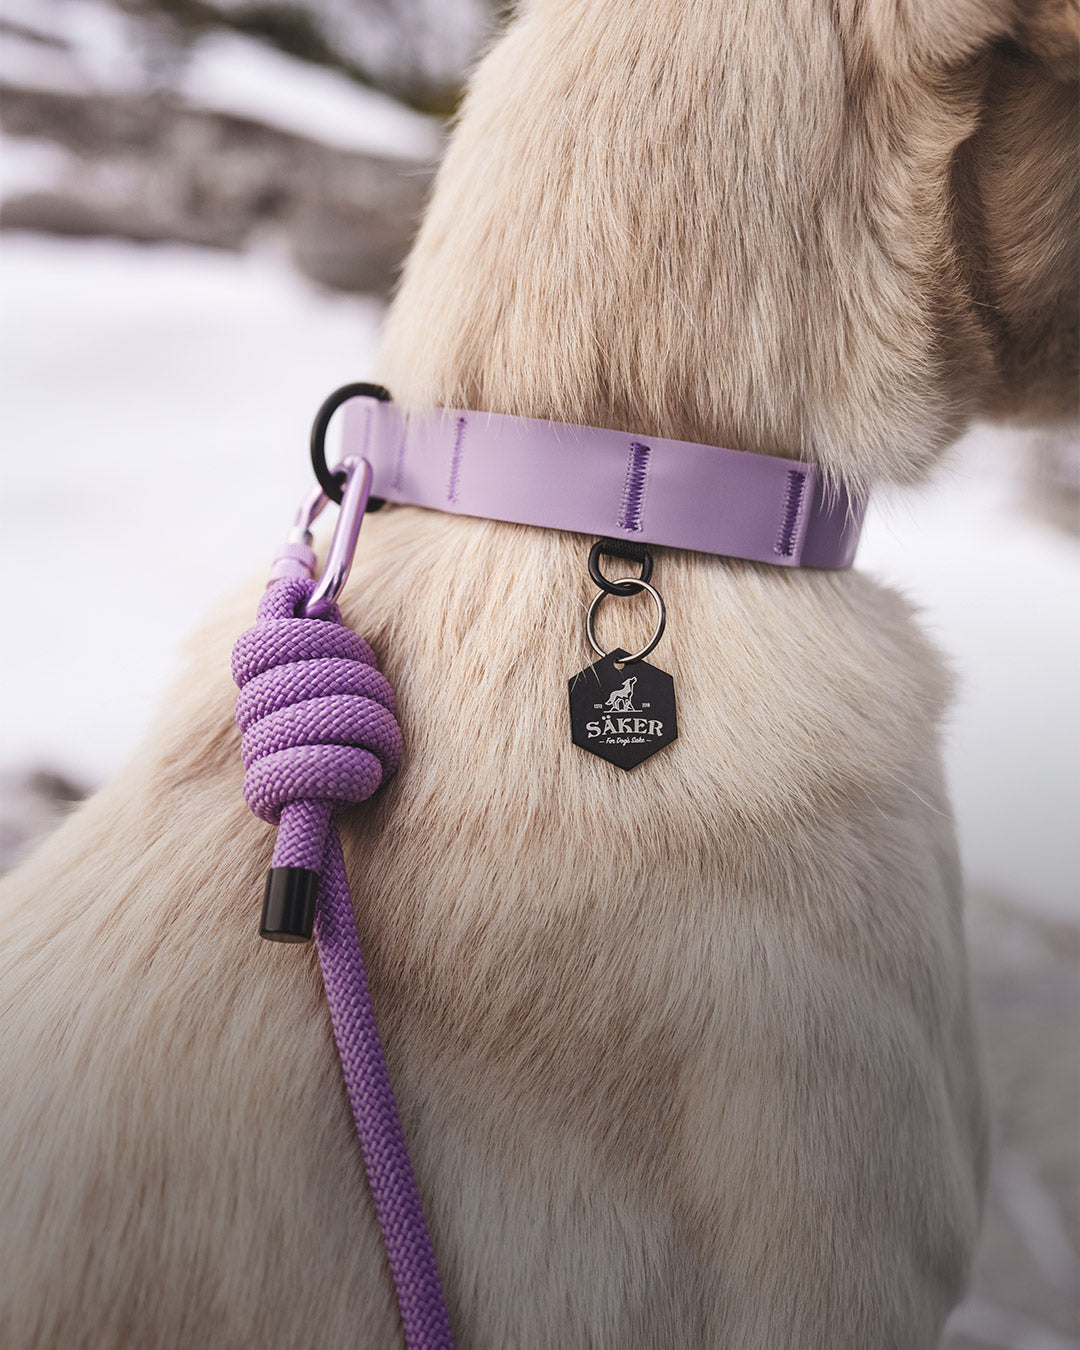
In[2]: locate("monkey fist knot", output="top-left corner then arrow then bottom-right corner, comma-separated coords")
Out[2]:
231,578 -> 402,830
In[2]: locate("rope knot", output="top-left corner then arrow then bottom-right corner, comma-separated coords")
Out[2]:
232,578 -> 402,840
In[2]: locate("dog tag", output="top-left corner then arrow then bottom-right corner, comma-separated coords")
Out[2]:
568,649 -> 677,770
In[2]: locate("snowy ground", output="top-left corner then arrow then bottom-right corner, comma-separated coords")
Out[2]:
1,233 -> 381,786
2,231 -> 1077,919
858,437 -> 1080,923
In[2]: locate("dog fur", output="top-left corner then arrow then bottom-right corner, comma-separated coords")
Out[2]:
1,1 -> 1076,1346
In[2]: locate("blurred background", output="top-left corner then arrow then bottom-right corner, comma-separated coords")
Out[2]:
1,2 -> 1077,1345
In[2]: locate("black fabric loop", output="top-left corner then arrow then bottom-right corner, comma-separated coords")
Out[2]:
588,538 -> 654,596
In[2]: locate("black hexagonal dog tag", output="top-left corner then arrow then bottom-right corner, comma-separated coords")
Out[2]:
568,649 -> 678,770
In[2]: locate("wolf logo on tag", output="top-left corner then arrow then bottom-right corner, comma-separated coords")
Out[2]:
603,675 -> 638,713
568,649 -> 678,770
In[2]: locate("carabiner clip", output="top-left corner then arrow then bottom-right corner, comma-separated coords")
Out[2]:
304,457 -> 373,618
272,457 -> 373,618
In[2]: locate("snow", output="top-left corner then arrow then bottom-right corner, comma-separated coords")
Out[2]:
1,233 -> 1077,919
2,0 -> 443,159
0,136 -> 79,197
0,28 -> 91,96
860,441 -> 1080,923
1,0 -> 150,95
177,33 -> 443,160
0,232 -> 381,783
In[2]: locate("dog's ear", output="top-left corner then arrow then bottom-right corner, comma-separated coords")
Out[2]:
868,0 -> 1078,426
959,3 -> 1078,425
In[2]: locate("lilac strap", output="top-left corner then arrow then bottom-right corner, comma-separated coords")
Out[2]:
232,576 -> 453,1350
342,398 -> 864,568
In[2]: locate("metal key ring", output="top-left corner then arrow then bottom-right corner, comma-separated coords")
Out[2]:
310,382 -> 391,503
586,579 -> 666,663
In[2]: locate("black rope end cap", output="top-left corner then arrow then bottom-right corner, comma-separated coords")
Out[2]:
260,867 -> 319,942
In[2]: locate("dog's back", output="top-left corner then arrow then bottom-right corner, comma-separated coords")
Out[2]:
1,1 -> 1075,1346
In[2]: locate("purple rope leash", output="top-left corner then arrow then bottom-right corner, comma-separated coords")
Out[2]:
232,558 -> 453,1350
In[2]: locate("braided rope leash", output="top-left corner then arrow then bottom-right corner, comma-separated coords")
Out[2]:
232,508 -> 454,1348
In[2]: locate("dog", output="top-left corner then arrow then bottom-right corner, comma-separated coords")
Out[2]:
1,1 -> 1076,1346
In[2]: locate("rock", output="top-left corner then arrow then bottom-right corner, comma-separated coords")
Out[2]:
1,84 -> 435,292
0,767 -> 88,872
0,10 -> 440,295
286,165 -> 430,294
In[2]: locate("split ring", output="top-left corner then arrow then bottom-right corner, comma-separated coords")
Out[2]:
586,579 -> 666,664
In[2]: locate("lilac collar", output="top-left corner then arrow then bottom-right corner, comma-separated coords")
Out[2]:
340,396 -> 864,569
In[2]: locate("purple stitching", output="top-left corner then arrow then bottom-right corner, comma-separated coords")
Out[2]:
774,470 -> 807,556
447,415 -> 467,504
617,442 -> 651,532
391,424 -> 408,492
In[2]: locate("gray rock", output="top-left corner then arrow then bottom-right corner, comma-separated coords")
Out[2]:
0,767 -> 87,872
1,83 -> 436,293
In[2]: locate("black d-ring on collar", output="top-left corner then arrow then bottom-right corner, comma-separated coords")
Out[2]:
310,382 -> 392,504
588,538 -> 654,597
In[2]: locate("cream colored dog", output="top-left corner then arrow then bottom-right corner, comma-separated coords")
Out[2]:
1,1 -> 1076,1346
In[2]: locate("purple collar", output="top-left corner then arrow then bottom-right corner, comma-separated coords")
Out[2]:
341,396 -> 864,569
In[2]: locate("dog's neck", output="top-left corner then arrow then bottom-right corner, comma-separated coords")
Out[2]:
377,0 -> 998,496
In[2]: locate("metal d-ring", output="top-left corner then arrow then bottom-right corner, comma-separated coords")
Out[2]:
310,382 -> 391,504
586,578 -> 666,664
